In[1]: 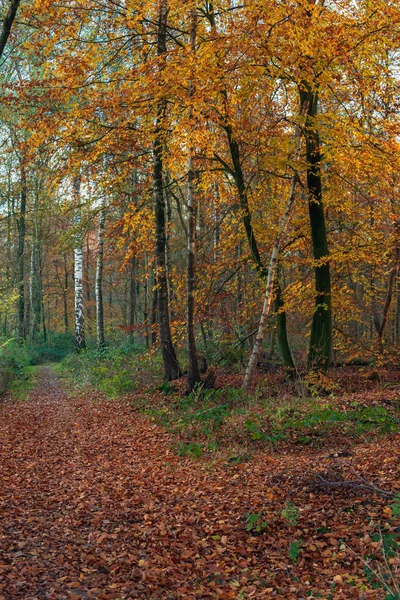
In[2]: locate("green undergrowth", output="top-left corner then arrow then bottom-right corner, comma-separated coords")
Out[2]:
9,365 -> 41,401
138,384 -> 399,459
0,338 -> 32,397
56,347 -> 141,397
27,332 -> 74,364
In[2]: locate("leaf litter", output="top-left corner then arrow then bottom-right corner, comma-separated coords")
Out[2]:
0,367 -> 399,599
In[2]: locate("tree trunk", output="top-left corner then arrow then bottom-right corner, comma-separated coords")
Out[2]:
17,161 -> 27,340
244,152 -> 301,389
152,0 -> 181,380
96,202 -> 105,350
186,7 -> 201,392
300,85 -> 332,370
0,0 -> 21,58
144,255 -> 149,347
378,235 -> 400,352
29,192 -> 43,342
73,177 -> 86,352
63,254 -> 69,333
275,277 -> 295,375
40,250 -> 47,343
85,235 -> 92,331
128,257 -> 136,345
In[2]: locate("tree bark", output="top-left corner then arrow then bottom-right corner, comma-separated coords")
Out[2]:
128,257 -> 136,344
186,7 -> 201,391
29,190 -> 43,342
62,255 -> 69,332
151,270 -> 158,346
275,277 -> 295,376
73,177 -> 86,353
378,234 -> 400,352
17,161 -> 27,340
0,0 -> 20,59
300,85 -> 332,370
152,0 -> 181,380
96,202 -> 106,350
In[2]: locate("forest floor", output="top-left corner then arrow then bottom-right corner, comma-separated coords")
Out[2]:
0,367 -> 399,600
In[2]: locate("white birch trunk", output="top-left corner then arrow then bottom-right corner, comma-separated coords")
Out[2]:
243,118 -> 305,390
96,199 -> 106,350
73,177 -> 86,352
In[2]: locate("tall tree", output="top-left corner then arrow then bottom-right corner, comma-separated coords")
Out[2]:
95,199 -> 106,350
73,176 -> 86,352
152,0 -> 181,380
300,84 -> 332,369
186,5 -> 201,392
16,158 -> 27,339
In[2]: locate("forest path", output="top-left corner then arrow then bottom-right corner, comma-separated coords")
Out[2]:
0,367 -> 392,599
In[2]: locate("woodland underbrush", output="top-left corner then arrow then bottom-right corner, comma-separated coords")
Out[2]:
0,337 -> 32,396
133,367 -> 400,461
27,332 -> 75,364
55,344 -> 151,396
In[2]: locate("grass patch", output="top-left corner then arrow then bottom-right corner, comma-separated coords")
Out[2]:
9,365 -> 41,401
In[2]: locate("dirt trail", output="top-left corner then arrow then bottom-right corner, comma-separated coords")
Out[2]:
0,368 -> 396,599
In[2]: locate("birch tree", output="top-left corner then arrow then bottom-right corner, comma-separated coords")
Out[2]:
73,176 -> 86,352
95,199 -> 105,350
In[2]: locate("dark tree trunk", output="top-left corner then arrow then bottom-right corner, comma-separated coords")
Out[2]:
186,7 -> 201,392
40,251 -> 47,343
152,0 -> 181,381
274,278 -> 295,376
143,257 -> 149,347
300,85 -> 332,370
17,162 -> 27,340
378,234 -> 400,352
0,0 -> 20,58
128,257 -> 136,345
151,271 -> 158,346
30,215 -> 43,341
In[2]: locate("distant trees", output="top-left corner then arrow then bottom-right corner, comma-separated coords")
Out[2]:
0,0 -> 397,381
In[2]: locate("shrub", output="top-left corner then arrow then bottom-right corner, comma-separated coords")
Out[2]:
59,347 -> 138,397
0,338 -> 31,395
28,332 -> 74,364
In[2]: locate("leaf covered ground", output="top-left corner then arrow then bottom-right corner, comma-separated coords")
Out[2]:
0,367 -> 399,599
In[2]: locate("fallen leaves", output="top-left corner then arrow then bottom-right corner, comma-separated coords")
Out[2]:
0,367 -> 398,599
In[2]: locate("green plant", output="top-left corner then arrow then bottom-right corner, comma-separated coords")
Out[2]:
160,381 -> 173,396
177,442 -> 203,458
245,511 -> 268,533
28,332 -> 74,364
244,415 -> 268,440
281,501 -> 300,526
0,338 -> 31,395
289,540 -> 302,563
390,496 -> 400,518
59,347 -> 138,397
227,453 -> 251,465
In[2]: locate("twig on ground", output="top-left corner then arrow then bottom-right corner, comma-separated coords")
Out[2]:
314,474 -> 398,498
